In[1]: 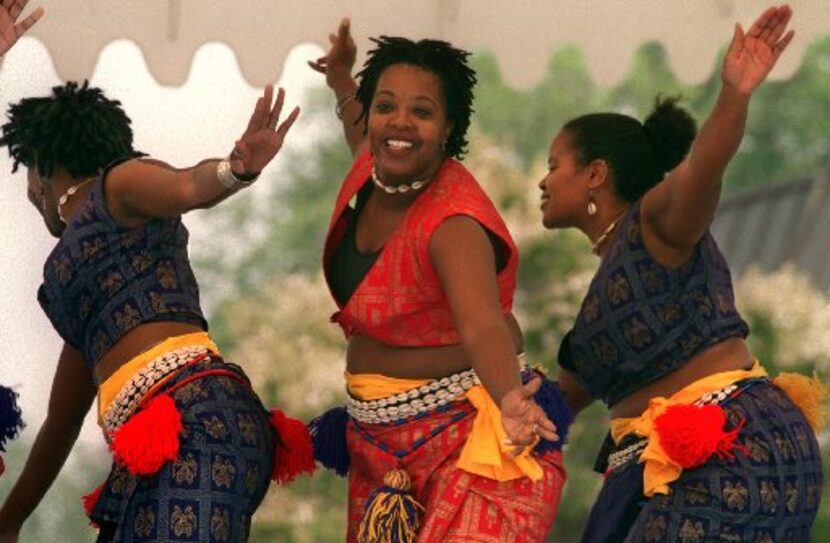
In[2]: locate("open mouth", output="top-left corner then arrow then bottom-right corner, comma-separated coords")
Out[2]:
385,138 -> 415,151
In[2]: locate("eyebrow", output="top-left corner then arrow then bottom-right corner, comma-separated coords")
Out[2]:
374,90 -> 439,107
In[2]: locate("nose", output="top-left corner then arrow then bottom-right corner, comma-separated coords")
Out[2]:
538,175 -> 546,190
389,107 -> 413,128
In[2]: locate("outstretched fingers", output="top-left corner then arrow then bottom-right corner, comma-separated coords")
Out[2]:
276,106 -> 301,139
15,5 -> 42,35
773,29 -> 795,59
267,87 -> 285,130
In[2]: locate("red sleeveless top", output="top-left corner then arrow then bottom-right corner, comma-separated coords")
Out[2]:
323,151 -> 519,346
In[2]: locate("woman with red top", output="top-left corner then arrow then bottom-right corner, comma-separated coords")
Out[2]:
541,6 -> 822,541
308,19 -> 572,543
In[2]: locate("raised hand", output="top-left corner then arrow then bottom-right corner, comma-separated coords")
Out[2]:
0,0 -> 42,57
230,85 -> 300,176
500,377 -> 558,456
723,5 -> 795,94
308,17 -> 357,90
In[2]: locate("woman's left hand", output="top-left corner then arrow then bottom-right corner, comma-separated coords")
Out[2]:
230,85 -> 300,177
722,4 -> 794,94
0,0 -> 43,57
500,377 -> 558,456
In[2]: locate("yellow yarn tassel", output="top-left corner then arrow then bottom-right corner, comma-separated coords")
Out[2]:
357,469 -> 424,543
773,372 -> 827,431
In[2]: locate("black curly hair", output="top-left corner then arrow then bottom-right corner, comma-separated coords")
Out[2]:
563,96 -> 697,202
354,36 -> 477,159
0,81 -> 136,179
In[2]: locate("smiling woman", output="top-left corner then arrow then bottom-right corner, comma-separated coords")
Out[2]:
306,18 -> 572,543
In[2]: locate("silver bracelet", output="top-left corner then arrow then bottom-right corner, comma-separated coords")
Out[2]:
335,91 -> 357,120
217,159 -> 258,189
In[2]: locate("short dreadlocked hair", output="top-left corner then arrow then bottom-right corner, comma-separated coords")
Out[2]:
1,81 -> 136,179
355,36 -> 477,159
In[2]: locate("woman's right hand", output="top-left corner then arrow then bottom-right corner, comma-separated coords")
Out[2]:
308,17 -> 357,91
500,377 -> 558,456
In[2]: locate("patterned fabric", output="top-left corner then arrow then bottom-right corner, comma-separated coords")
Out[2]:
347,398 -> 565,542
323,151 -> 519,346
38,157 -> 206,368
91,357 -> 275,542
561,201 -> 749,405
581,380 -> 823,542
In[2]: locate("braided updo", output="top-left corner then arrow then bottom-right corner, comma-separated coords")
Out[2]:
563,97 -> 697,202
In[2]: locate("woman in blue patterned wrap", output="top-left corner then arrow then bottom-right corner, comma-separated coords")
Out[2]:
538,5 -> 823,542
0,74 -> 302,540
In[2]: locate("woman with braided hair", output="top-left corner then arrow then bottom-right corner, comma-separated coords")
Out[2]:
307,19 -> 571,543
540,6 -> 823,541
0,78 -> 309,542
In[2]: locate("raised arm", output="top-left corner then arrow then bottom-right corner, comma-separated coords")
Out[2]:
105,85 -> 299,227
0,0 -> 43,57
0,344 -> 95,540
642,5 -> 794,252
430,216 -> 558,449
308,18 -> 367,157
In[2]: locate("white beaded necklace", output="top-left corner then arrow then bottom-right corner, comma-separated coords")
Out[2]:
371,166 -> 431,195
57,176 -> 97,223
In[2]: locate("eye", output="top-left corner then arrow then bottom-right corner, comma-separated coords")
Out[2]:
413,107 -> 432,118
374,101 -> 394,114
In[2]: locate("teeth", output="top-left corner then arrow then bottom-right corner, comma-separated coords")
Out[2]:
386,139 -> 414,149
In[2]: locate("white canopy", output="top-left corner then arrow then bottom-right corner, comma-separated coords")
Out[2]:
15,0 -> 830,88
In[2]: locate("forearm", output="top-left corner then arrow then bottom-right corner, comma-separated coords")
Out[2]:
687,84 -> 751,188
328,75 -> 366,157
556,369 -> 594,416
0,417 -> 83,531
461,320 -> 523,405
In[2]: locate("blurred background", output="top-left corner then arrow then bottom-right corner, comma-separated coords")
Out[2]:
0,1 -> 828,541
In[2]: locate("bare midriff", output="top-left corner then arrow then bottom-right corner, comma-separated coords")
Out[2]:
93,321 -> 206,384
609,337 -> 755,419
345,313 -> 524,379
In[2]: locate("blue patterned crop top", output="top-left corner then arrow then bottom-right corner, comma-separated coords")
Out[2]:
38,160 -> 207,368
559,201 -> 749,406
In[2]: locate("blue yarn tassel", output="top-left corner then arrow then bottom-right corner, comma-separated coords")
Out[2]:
524,370 -> 574,453
308,406 -> 350,476
0,385 -> 25,452
357,468 -> 424,543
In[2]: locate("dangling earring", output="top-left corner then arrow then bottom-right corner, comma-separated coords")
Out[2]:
587,190 -> 597,216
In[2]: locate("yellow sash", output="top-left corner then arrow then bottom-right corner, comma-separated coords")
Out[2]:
97,332 -> 220,425
346,371 -> 543,482
610,362 -> 767,497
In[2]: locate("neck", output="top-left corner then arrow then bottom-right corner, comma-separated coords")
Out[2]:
53,174 -> 97,223
586,205 -> 630,257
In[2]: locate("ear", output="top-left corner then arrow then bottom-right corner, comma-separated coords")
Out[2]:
443,121 -> 455,147
585,159 -> 611,190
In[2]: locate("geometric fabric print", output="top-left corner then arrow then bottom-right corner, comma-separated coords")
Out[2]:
209,506 -> 232,542
171,451 -> 200,488
211,454 -> 238,491
676,516 -> 707,543
721,478 -> 749,513
169,501 -> 199,540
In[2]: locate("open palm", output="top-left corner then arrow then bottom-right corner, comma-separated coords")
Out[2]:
722,5 -> 794,94
230,85 -> 300,176
0,0 -> 43,57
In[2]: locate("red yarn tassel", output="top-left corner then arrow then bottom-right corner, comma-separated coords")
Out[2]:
269,409 -> 315,484
655,404 -> 745,468
110,394 -> 182,475
81,481 -> 105,528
